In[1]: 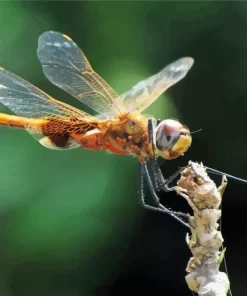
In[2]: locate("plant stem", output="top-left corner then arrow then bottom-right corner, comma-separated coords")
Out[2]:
177,161 -> 230,296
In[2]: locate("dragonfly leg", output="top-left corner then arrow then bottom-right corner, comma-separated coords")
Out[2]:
146,158 -> 184,194
144,163 -> 189,219
138,163 -> 189,228
147,118 -> 162,189
147,118 -> 157,157
152,160 -> 185,192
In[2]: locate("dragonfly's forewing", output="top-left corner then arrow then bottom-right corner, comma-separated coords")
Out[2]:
120,57 -> 194,113
37,31 -> 126,118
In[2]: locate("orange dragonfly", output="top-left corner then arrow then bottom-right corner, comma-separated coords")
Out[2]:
0,31 -> 194,226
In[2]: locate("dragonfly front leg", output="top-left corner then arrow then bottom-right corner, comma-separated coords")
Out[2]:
149,159 -> 184,192
147,118 -> 162,190
147,117 -> 157,156
138,162 -> 189,228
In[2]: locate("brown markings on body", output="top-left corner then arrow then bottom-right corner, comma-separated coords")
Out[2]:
0,112 -> 153,159
42,118 -> 99,148
68,112 -> 149,156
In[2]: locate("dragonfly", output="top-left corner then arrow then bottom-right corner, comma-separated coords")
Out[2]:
0,31 -> 194,226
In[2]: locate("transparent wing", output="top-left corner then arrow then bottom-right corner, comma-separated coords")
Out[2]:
0,67 -> 91,120
37,31 -> 125,119
0,67 -> 96,148
119,57 -> 194,113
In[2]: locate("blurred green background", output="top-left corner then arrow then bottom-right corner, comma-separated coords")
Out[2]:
0,1 -> 246,296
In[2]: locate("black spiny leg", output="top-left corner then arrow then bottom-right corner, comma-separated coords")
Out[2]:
138,162 -> 189,228
148,118 -> 156,156
145,117 -> 189,225
149,159 -> 185,192
144,162 -> 189,219
147,118 -> 161,189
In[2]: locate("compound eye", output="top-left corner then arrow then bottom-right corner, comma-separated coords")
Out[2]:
155,120 -> 181,150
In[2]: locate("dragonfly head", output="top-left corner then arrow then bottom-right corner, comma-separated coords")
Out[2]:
155,119 -> 192,160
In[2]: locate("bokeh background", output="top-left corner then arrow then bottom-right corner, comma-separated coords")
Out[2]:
0,1 -> 246,295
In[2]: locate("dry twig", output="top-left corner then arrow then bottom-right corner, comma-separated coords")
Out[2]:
176,161 -> 230,296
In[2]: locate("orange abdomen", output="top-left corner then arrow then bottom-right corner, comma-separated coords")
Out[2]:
0,113 -> 47,130
0,113 -> 28,129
